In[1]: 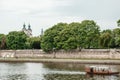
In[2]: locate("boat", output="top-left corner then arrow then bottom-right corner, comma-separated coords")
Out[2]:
85,66 -> 119,75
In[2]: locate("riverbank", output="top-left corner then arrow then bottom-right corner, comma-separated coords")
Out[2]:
0,49 -> 120,64
1,49 -> 120,59
0,58 -> 120,64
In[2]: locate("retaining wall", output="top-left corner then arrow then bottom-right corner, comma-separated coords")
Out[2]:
0,49 -> 120,59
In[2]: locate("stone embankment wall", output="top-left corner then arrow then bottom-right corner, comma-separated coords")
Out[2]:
0,49 -> 120,59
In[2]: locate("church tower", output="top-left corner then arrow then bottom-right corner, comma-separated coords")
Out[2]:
27,24 -> 32,37
22,23 -> 26,31
22,23 -> 32,37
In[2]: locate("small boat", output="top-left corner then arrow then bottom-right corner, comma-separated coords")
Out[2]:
85,66 -> 119,75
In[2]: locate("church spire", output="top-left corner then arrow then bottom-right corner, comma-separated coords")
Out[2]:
23,23 -> 26,28
28,24 -> 32,31
22,23 -> 32,37
22,23 -> 26,30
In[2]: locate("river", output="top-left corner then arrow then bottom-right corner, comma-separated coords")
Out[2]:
0,62 -> 120,80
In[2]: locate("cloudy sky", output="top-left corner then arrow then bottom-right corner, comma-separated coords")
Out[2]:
0,0 -> 120,36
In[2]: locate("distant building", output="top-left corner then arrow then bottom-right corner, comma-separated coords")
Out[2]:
22,23 -> 32,37
40,28 -> 44,36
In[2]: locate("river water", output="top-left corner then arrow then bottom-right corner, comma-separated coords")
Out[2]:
0,62 -> 120,80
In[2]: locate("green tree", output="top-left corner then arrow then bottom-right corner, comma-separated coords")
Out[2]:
80,20 -> 100,48
117,19 -> 120,27
113,28 -> 120,48
99,30 -> 114,48
41,23 -> 67,52
27,37 -> 41,49
58,22 -> 80,50
0,34 -> 7,49
6,31 -> 28,49
41,20 -> 100,52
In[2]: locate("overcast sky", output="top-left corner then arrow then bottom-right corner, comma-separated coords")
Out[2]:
0,0 -> 120,36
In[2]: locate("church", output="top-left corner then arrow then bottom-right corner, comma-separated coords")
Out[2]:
22,23 -> 32,37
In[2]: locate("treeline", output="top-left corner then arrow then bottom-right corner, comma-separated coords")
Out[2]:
41,20 -> 120,52
0,31 -> 41,50
0,20 -> 120,51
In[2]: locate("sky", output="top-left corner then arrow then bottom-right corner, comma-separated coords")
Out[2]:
0,0 -> 120,36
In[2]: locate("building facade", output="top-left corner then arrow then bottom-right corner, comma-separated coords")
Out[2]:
22,23 -> 32,37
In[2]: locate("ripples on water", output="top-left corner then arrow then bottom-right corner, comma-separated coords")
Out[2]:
0,63 -> 119,80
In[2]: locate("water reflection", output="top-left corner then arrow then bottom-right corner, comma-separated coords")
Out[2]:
0,62 -> 119,80
5,74 -> 27,80
44,74 -> 86,80
43,62 -> 85,71
44,74 -> 119,80
86,74 -> 119,80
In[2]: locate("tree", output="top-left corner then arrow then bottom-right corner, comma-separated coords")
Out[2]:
41,20 -> 100,52
117,19 -> 120,27
57,22 -> 80,50
80,20 -> 100,48
41,23 -> 68,52
6,31 -> 28,49
0,34 -> 7,49
27,37 -> 41,49
99,30 -> 114,48
113,28 -> 120,48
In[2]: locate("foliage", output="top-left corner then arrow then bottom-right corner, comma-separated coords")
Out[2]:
113,28 -> 120,47
58,23 -> 79,50
99,30 -> 113,48
41,20 -> 100,52
41,23 -> 67,52
1,19 -> 120,51
27,37 -> 41,49
6,31 -> 28,49
0,34 -> 7,49
117,19 -> 120,27
80,20 -> 100,48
